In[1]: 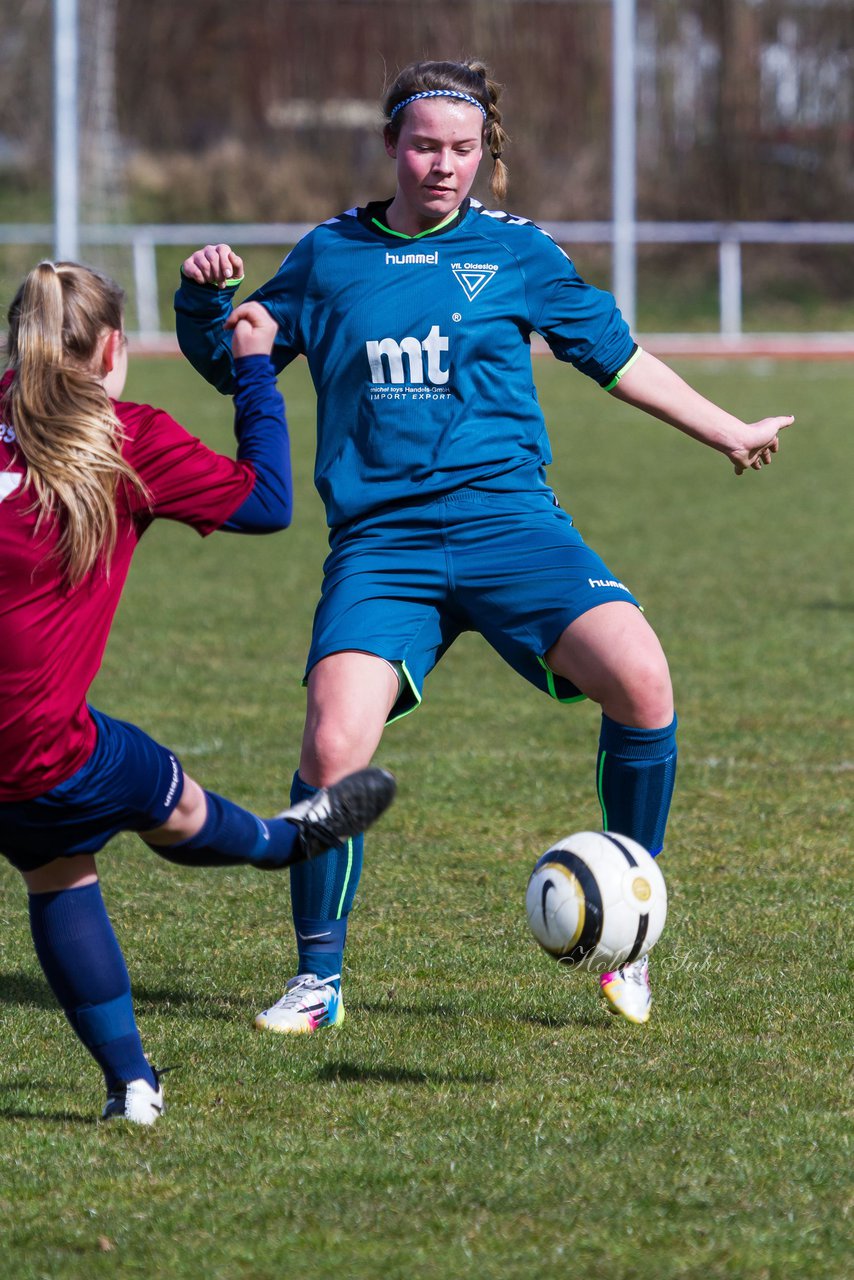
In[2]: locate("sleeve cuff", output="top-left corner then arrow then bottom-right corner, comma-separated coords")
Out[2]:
602,345 -> 642,391
179,269 -> 245,291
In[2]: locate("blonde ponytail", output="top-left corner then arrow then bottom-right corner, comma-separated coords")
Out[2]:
5,261 -> 147,586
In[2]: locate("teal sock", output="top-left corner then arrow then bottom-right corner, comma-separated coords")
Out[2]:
288,772 -> 363,988
596,714 -> 678,857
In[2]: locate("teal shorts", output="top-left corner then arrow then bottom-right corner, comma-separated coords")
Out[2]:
306,488 -> 640,722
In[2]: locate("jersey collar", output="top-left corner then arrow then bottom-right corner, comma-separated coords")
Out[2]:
360,198 -> 471,241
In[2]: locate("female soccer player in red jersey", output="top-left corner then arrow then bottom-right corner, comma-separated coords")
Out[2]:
176,59 -> 793,1034
0,262 -> 394,1124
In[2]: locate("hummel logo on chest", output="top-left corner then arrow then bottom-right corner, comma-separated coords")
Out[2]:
385,251 -> 439,266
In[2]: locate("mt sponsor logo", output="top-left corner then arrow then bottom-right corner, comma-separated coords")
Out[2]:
451,260 -> 498,301
365,325 -> 450,389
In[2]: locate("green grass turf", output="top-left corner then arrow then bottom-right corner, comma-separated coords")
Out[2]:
0,356 -> 851,1279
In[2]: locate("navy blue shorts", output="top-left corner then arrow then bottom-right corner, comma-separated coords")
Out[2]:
306,488 -> 640,722
0,708 -> 184,872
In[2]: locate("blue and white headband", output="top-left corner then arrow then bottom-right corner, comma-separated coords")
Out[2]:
389,90 -> 488,122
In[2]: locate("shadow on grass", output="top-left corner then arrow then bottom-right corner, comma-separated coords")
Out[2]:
133,985 -> 235,1020
357,995 -> 602,1030
0,969 -> 233,1018
0,1107 -> 96,1125
317,1060 -> 497,1086
0,971 -> 63,1008
0,1081 -> 96,1125
523,1010 -> 604,1029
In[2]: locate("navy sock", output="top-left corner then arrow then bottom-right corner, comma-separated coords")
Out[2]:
28,882 -> 155,1090
289,772 -> 363,988
596,714 -> 678,857
150,790 -> 301,869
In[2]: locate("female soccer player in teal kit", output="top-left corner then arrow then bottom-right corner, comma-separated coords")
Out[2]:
176,59 -> 792,1030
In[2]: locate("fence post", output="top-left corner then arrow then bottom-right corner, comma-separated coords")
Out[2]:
132,237 -> 160,337
53,0 -> 79,261
719,234 -> 742,339
612,0 -> 637,332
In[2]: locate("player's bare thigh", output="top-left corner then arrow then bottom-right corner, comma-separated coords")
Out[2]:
144,774 -> 208,846
22,853 -> 98,893
299,651 -> 400,786
545,601 -> 674,728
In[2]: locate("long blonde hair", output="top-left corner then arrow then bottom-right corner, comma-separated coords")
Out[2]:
5,261 -> 146,585
383,59 -> 510,203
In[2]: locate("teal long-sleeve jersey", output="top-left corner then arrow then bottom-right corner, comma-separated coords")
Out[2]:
175,198 -> 638,530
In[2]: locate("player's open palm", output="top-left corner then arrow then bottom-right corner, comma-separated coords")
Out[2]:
227,302 -> 278,357
728,415 -> 794,475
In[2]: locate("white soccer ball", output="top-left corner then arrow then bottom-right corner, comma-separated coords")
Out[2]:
525,831 -> 667,972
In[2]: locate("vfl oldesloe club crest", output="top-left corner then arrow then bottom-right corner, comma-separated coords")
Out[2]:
452,261 -> 498,301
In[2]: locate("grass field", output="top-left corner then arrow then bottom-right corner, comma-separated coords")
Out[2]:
0,355 -> 851,1279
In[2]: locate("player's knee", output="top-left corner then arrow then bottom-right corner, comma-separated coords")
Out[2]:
608,654 -> 673,727
302,719 -> 377,784
148,775 -> 207,844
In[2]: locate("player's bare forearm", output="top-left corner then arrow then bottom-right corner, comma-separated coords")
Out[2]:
609,350 -> 794,475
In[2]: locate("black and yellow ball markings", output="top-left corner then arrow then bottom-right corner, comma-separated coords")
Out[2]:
533,848 -> 603,963
601,831 -> 650,964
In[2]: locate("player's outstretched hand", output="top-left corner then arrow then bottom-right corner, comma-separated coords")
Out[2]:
181,243 -> 245,287
227,301 -> 278,357
727,416 -> 794,476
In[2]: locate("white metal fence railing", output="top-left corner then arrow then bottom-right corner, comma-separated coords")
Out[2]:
2,221 -> 853,342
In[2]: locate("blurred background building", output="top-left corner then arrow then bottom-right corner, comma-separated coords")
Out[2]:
1,0 -> 852,338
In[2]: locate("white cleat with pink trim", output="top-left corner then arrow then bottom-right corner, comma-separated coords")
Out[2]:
599,954 -> 652,1025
